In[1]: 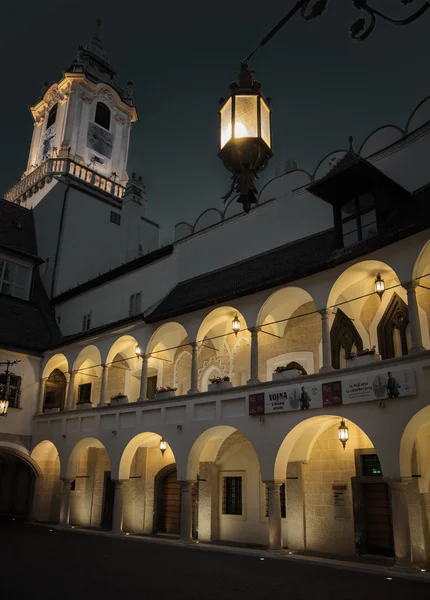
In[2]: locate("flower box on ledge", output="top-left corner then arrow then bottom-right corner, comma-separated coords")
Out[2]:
76,402 -> 93,411
346,353 -> 382,368
272,369 -> 301,382
155,390 -> 176,400
110,395 -> 128,406
208,381 -> 233,392
44,407 -> 60,414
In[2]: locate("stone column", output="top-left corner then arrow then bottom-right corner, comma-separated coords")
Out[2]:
319,309 -> 333,372
179,481 -> 195,542
387,479 -> 414,570
112,480 -> 125,535
188,343 -> 199,394
138,355 -> 148,401
59,478 -> 73,526
65,372 -> 76,410
266,481 -> 283,551
404,282 -> 425,354
247,327 -> 260,385
37,379 -> 46,414
98,364 -> 108,407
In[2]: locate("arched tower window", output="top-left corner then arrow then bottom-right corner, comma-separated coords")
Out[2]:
95,102 -> 111,130
43,369 -> 67,411
377,293 -> 410,359
46,103 -> 58,129
330,309 -> 363,369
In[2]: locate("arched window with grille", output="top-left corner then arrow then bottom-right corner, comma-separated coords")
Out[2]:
94,102 -> 111,130
330,309 -> 363,369
43,369 -> 67,412
46,103 -> 58,129
377,293 -> 410,359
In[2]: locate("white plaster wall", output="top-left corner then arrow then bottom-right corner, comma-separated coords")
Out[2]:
0,349 -> 40,437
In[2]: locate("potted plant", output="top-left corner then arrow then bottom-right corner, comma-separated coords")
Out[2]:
208,375 -> 232,392
44,399 -> 60,414
155,386 -> 177,399
272,365 -> 302,381
76,398 -> 93,410
110,393 -> 129,406
346,346 -> 381,367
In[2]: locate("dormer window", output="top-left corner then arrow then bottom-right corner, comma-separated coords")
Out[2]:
0,259 -> 30,299
95,102 -> 110,130
341,193 -> 377,247
46,103 -> 58,129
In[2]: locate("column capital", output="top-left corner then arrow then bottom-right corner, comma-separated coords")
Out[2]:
60,477 -> 73,484
403,280 -> 419,292
190,341 -> 198,349
112,479 -> 126,487
248,326 -> 260,334
263,480 -> 285,487
318,308 -> 331,318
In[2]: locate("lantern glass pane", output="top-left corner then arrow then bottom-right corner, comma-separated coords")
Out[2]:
220,98 -> 232,149
234,95 -> 258,138
260,98 -> 271,147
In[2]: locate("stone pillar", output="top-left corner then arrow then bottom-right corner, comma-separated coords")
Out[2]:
112,480 -> 125,535
188,343 -> 199,394
59,478 -> 73,526
98,365 -> 108,407
198,462 -> 219,542
404,282 -> 425,354
179,481 -> 195,542
266,481 -> 283,551
37,379 -> 46,414
138,355 -> 148,401
247,327 -> 260,385
286,462 -> 306,550
66,372 -> 76,410
319,309 -> 333,372
387,479 -> 414,570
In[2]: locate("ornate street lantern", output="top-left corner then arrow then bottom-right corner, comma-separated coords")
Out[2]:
338,419 -> 349,449
0,397 -> 8,417
232,314 -> 241,336
135,345 -> 142,359
159,437 -> 167,456
374,273 -> 385,300
218,62 -> 273,213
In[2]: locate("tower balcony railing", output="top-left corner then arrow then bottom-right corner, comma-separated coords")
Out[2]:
5,158 -> 126,204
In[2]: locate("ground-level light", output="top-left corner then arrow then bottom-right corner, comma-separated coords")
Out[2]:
338,419 -> 349,449
159,437 -> 167,456
374,273 -> 385,300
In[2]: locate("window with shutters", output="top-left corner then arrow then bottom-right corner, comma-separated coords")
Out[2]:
129,292 -> 142,317
82,312 -> 92,332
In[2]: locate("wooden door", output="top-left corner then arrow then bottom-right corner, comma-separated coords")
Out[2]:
162,471 -> 181,534
363,483 -> 393,556
101,471 -> 115,528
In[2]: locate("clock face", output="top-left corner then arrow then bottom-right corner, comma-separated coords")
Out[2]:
40,125 -> 56,161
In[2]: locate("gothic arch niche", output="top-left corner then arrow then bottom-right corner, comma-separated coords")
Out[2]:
44,369 -> 67,411
377,293 -> 410,359
331,309 -> 363,369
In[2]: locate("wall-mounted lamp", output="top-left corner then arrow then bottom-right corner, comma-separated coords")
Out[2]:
374,273 -> 385,300
135,345 -> 142,359
159,437 -> 167,456
0,398 -> 9,417
232,314 -> 241,336
338,419 -> 349,449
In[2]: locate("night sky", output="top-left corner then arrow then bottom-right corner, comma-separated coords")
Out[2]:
1,1 -> 429,243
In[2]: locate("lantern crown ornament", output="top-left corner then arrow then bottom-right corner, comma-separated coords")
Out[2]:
219,62 -> 273,213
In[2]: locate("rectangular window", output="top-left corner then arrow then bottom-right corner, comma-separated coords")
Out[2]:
110,211 -> 121,225
341,194 -> 377,248
0,372 -> 21,409
147,376 -> 157,400
82,312 -> 92,332
361,453 -> 383,477
265,483 -> 286,519
78,383 -> 92,404
222,476 -> 242,515
129,292 -> 142,317
0,259 -> 29,299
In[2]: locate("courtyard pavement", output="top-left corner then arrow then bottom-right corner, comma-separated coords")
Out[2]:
2,518 -> 429,600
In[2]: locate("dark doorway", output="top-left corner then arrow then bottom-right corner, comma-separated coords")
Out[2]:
362,482 -> 394,556
153,465 -> 196,536
101,471 -> 115,528
0,451 -> 36,518
147,376 -> 157,400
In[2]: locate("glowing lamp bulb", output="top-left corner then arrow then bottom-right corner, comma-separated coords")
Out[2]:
338,419 -> 349,449
234,121 -> 248,138
232,314 -> 241,336
159,437 -> 167,456
0,398 -> 8,417
374,273 -> 385,300
135,345 -> 142,358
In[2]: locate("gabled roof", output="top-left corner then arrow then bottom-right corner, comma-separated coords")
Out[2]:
0,198 -> 39,259
308,143 -> 409,205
